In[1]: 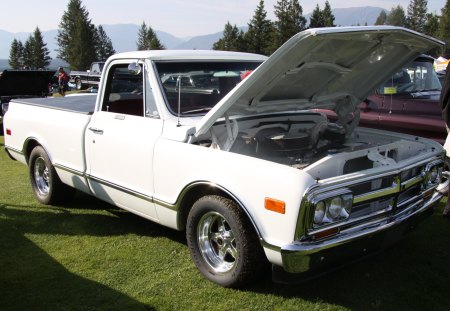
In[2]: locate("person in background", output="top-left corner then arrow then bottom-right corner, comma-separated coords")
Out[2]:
58,67 -> 69,96
440,63 -> 450,217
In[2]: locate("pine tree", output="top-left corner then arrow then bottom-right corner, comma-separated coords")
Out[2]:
95,25 -> 115,61
245,0 -> 274,55
406,0 -> 428,33
375,10 -> 388,25
424,13 -> 439,37
386,5 -> 407,27
31,27 -> 51,69
213,22 -> 245,51
273,0 -> 307,50
309,4 -> 324,28
136,22 -> 148,50
438,0 -> 450,57
22,35 -> 34,69
136,22 -> 165,50
56,0 -> 97,70
146,27 -> 165,50
8,39 -> 23,69
322,1 -> 336,27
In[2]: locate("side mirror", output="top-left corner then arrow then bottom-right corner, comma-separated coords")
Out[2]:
128,62 -> 142,75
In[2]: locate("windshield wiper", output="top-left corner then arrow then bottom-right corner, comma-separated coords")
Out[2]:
181,107 -> 213,114
412,88 -> 441,93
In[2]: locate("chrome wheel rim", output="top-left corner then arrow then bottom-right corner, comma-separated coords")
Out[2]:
34,157 -> 50,195
197,211 -> 237,273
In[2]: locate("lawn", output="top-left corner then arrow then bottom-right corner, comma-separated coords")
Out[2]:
1,135 -> 450,311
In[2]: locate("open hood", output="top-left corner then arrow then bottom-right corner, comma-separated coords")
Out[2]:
195,26 -> 443,137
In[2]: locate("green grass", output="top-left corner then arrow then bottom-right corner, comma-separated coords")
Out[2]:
1,135 -> 450,310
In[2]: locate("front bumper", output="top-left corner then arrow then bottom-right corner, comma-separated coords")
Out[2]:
279,189 -> 442,277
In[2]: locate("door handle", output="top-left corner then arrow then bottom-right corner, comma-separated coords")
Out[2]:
88,127 -> 104,135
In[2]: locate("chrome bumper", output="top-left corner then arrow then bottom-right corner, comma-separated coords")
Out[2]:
279,190 -> 442,275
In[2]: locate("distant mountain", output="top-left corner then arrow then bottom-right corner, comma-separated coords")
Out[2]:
174,27 -> 248,50
332,7 -> 386,26
101,24 -> 186,53
0,6 -> 386,66
0,58 -> 68,71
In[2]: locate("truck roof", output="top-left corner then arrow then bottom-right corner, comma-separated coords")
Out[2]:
109,50 -> 268,62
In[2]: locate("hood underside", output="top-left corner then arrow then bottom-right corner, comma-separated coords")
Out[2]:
195,26 -> 443,137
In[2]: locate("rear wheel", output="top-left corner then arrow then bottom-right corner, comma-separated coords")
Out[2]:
29,146 -> 74,205
186,195 -> 267,287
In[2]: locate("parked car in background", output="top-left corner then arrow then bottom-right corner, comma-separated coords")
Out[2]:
70,62 -> 104,90
360,55 -> 445,143
320,55 -> 445,144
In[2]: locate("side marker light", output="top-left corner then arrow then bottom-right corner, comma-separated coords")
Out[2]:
265,197 -> 286,214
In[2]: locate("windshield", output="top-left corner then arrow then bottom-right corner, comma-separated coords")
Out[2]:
378,60 -> 442,95
155,61 -> 262,116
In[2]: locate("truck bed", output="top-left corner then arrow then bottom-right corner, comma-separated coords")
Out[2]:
11,94 -> 96,114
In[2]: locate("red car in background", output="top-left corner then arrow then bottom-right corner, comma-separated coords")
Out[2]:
358,55 -> 445,143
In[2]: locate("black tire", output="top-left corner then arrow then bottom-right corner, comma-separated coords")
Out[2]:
186,195 -> 267,287
28,146 -> 75,205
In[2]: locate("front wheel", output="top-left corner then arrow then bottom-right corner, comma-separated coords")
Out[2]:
186,195 -> 267,287
29,146 -> 74,205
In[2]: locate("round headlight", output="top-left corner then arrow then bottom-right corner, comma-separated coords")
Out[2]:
314,201 -> 326,224
429,166 -> 438,184
328,197 -> 343,219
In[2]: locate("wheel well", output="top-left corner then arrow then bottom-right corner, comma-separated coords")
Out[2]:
177,184 -> 231,231
24,139 -> 41,163
176,183 -> 262,241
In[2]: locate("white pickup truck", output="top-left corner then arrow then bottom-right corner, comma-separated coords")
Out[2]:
2,27 -> 446,287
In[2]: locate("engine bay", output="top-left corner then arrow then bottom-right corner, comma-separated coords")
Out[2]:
196,111 -> 433,180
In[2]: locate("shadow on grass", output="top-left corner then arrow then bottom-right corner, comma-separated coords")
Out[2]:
0,192 -> 185,243
0,192 -> 184,311
2,191 -> 450,310
0,210 -> 154,310
246,205 -> 450,310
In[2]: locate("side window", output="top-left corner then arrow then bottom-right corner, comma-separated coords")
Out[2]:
101,64 -> 144,117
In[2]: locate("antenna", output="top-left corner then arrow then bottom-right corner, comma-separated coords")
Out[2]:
176,75 -> 181,127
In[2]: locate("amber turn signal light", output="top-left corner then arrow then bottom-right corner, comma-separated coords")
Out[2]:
265,197 -> 286,214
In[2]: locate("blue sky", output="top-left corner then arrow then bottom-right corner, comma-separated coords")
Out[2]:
0,0 -> 445,37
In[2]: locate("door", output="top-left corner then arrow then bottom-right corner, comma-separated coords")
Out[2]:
86,60 -> 163,221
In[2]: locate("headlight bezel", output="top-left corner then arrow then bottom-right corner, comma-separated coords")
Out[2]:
310,189 -> 353,229
422,160 -> 443,189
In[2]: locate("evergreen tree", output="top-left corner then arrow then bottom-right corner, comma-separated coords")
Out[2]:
322,1 -> 336,27
136,22 -> 165,50
136,22 -> 148,50
22,35 -> 34,69
406,0 -> 428,33
273,0 -> 307,50
31,27 -> 51,69
424,13 -> 439,37
213,22 -> 245,51
424,12 -> 442,57
245,0 -> 274,55
8,39 -> 23,69
56,0 -> 97,70
146,27 -> 165,50
309,4 -> 324,28
438,0 -> 450,57
375,10 -> 388,25
386,5 -> 407,27
95,25 -> 115,61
